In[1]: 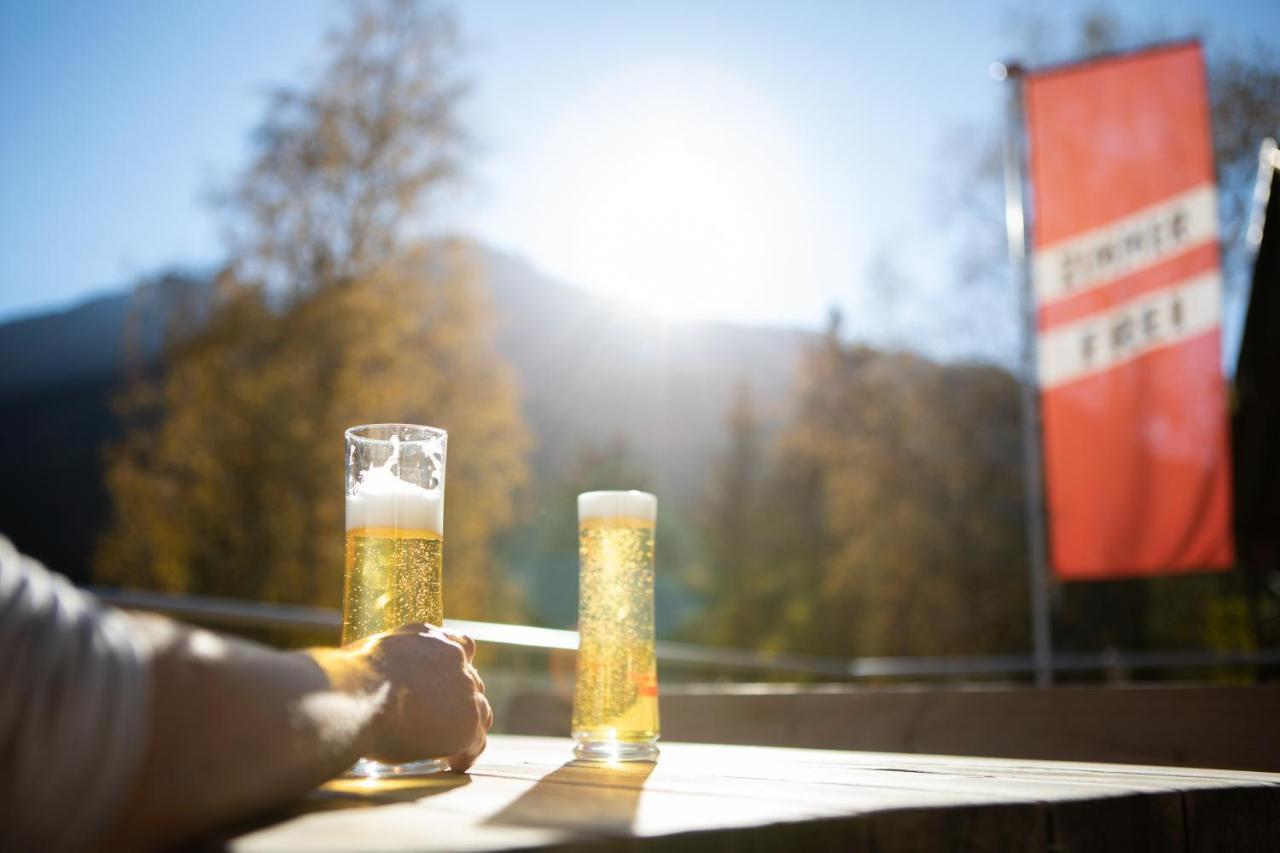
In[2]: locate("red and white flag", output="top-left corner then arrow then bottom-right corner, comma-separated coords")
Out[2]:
1024,42 -> 1234,579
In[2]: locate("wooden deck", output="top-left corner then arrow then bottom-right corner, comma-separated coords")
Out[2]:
227,735 -> 1280,852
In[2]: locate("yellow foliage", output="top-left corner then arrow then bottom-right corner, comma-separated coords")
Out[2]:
700,324 -> 1031,658
96,241 -> 530,620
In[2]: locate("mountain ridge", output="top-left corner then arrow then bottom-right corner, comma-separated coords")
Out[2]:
0,246 -> 812,581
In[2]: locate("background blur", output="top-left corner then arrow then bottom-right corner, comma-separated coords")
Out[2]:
2,0 -> 1278,684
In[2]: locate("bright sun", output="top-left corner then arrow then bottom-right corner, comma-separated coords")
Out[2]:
517,62 -> 824,323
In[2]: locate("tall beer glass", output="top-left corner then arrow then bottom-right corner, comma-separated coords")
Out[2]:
572,490 -> 660,762
343,423 -> 448,777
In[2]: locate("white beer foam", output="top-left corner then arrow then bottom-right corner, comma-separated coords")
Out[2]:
578,490 -> 657,523
346,441 -> 444,533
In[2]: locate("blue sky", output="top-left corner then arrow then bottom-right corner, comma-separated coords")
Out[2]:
2,0 -> 1278,346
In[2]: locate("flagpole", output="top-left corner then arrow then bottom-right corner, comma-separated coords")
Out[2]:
996,60 -> 1054,687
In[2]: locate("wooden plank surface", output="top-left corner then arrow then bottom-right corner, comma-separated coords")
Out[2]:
228,735 -> 1280,852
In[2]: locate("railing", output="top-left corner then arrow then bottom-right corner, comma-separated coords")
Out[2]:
91,586 -> 1280,680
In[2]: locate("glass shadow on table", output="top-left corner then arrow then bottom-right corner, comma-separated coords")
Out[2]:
308,771 -> 473,810
485,760 -> 656,834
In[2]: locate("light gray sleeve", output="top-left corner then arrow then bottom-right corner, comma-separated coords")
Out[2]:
0,536 -> 152,853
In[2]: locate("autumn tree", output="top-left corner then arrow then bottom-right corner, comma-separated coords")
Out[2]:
723,313 -> 1030,658
96,0 -> 529,622
225,0 -> 468,294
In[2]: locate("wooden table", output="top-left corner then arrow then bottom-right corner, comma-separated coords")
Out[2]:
229,735 -> 1280,852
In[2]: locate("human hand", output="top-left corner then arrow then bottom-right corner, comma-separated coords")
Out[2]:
341,623 -> 492,771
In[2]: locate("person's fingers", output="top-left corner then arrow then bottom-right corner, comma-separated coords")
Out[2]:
448,743 -> 476,772
473,692 -> 492,730
466,663 -> 486,694
448,697 -> 491,772
449,733 -> 487,773
390,622 -> 435,636
444,631 -> 476,662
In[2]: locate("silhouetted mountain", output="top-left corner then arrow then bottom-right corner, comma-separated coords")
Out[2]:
0,293 -> 130,394
0,272 -> 208,395
0,250 -> 812,582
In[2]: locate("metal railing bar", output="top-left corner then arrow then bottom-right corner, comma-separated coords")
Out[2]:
90,586 -> 1280,678
93,586 -> 342,629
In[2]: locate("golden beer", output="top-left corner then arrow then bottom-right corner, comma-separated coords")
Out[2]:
572,491 -> 659,761
342,527 -> 443,644
343,423 -> 448,777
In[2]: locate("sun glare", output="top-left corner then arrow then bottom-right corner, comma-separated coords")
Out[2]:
519,63 -> 824,323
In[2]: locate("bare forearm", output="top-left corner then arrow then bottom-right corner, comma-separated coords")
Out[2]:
104,617 -> 380,850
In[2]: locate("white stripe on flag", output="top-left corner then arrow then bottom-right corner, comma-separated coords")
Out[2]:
1033,184 -> 1218,306
1036,270 -> 1221,390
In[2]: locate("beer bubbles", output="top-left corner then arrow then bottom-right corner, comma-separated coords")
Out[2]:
573,490 -> 660,762
342,424 -> 450,777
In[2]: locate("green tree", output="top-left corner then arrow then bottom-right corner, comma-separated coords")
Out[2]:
96,0 -> 529,622
501,437 -> 654,630
696,383 -> 768,646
